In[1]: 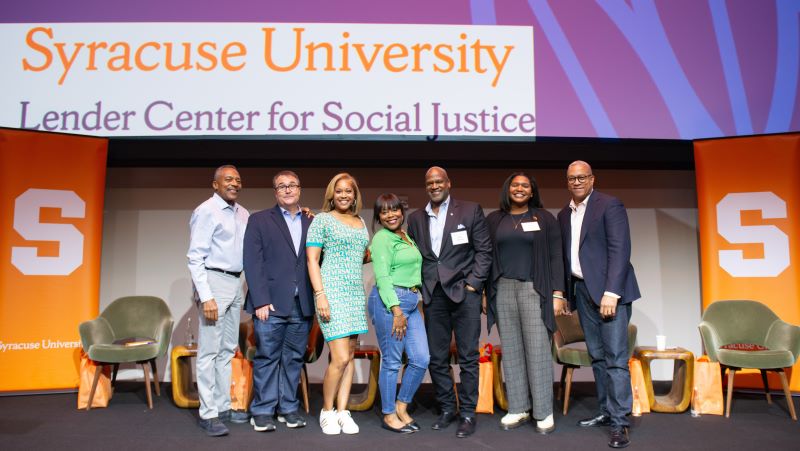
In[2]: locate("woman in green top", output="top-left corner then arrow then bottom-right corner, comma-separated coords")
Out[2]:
367,193 -> 429,434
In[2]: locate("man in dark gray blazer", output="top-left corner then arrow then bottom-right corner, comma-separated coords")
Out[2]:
407,166 -> 492,438
243,170 -> 314,433
557,161 -> 640,449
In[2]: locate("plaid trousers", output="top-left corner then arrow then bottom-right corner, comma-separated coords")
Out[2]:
496,278 -> 553,419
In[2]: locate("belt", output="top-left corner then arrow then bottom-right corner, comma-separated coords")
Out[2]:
572,275 -> 584,281
206,267 -> 242,278
396,285 -> 419,293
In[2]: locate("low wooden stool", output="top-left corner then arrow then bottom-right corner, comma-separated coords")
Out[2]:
171,345 -> 199,408
635,346 -> 694,413
347,345 -> 380,411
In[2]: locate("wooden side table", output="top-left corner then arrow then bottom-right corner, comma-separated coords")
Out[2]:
171,345 -> 200,408
635,346 -> 694,413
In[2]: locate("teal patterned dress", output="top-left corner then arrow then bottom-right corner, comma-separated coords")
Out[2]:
306,212 -> 370,341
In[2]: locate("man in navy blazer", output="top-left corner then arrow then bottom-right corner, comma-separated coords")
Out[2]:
407,166 -> 492,438
243,170 -> 314,432
557,161 -> 640,449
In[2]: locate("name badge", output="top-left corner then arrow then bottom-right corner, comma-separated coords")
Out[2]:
451,230 -> 469,245
521,221 -> 540,232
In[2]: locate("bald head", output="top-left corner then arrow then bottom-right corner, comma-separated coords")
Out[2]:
424,166 -> 451,207
566,160 -> 595,204
425,166 -> 449,181
567,160 -> 592,174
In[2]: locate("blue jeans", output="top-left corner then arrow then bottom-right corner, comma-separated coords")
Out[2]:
575,279 -> 632,428
250,298 -> 311,416
368,286 -> 430,414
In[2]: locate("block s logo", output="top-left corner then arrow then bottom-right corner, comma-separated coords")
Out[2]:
11,188 -> 85,276
716,192 -> 789,278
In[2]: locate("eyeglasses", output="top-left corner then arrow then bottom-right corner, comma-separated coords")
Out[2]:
567,174 -> 592,184
275,183 -> 300,192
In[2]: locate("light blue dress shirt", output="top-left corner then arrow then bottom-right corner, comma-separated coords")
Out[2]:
280,206 -> 303,255
187,193 -> 250,302
425,196 -> 450,257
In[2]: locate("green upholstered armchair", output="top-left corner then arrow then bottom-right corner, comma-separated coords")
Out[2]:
698,300 -> 800,420
78,296 -> 173,410
552,313 -> 638,415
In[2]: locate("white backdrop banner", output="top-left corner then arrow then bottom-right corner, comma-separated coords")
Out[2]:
0,23 -> 535,138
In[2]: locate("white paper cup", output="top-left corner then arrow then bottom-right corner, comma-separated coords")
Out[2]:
656,335 -> 667,351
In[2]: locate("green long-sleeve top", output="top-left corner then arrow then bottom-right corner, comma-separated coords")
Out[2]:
369,228 -> 423,310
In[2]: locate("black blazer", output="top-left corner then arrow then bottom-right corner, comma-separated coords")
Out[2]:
557,190 -> 641,307
407,198 -> 492,305
485,208 -> 565,334
243,205 -> 314,317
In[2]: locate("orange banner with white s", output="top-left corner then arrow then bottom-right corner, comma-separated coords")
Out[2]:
0,128 -> 107,392
695,133 -> 800,391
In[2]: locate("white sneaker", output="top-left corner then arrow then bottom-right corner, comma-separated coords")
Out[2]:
337,409 -> 359,434
500,411 -> 530,430
535,414 -> 555,434
319,409 -> 341,435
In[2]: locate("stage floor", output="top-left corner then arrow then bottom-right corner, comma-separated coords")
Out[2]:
1,382 -> 797,450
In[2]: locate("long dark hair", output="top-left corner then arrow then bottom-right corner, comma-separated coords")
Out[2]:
499,172 -> 543,212
372,193 -> 406,232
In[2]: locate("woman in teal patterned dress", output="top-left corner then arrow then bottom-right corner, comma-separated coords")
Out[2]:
306,172 -> 369,435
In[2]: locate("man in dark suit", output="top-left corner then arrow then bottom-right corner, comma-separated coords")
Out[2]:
407,166 -> 492,438
557,161 -> 640,449
243,170 -> 314,433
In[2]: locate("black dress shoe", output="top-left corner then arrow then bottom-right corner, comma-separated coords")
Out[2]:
578,413 -> 611,427
431,411 -> 457,430
382,418 -> 416,434
609,427 -> 630,448
455,416 -> 476,438
406,421 -> 420,431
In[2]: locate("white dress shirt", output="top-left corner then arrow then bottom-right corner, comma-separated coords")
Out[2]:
187,193 -> 250,302
425,195 -> 450,257
569,192 -> 590,279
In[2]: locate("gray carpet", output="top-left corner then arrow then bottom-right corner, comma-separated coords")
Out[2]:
1,382 -> 797,450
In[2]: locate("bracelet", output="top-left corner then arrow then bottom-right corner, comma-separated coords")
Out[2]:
552,294 -> 566,300
314,290 -> 325,298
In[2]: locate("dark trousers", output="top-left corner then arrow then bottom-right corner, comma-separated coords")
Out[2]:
250,298 -> 311,416
574,279 -> 632,428
424,283 -> 481,416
